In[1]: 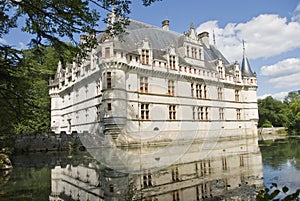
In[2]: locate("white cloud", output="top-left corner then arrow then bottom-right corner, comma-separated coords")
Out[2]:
268,72 -> 300,88
0,38 -> 7,44
258,91 -> 289,101
260,58 -> 300,89
261,58 -> 300,77
196,14 -> 300,62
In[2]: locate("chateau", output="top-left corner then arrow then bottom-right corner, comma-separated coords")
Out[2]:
49,16 -> 258,145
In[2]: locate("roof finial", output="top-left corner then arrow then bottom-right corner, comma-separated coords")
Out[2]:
213,30 -> 216,46
242,39 -> 245,56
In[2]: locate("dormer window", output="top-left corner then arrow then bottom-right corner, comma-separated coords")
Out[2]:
105,47 -> 110,58
199,49 -> 202,60
218,66 -> 224,79
142,49 -> 149,65
169,55 -> 176,70
235,71 -> 241,82
186,46 -> 190,57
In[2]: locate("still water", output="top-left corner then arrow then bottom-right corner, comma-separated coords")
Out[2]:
0,138 -> 299,201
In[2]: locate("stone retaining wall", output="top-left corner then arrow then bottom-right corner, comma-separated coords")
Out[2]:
258,127 -> 286,135
14,132 -> 83,153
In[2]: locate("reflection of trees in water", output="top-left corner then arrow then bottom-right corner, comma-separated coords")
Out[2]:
0,167 -> 51,200
260,138 -> 300,170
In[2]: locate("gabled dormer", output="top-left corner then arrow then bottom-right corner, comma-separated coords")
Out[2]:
184,23 -> 197,41
166,46 -> 177,70
233,61 -> 242,83
137,38 -> 152,66
215,58 -> 226,79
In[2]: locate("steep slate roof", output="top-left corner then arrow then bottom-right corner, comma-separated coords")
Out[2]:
99,19 -> 242,74
241,54 -> 255,77
113,20 -> 181,51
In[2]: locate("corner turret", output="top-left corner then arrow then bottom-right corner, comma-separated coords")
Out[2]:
241,41 -> 255,77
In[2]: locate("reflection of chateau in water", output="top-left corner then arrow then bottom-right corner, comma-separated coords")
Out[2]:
49,138 -> 263,200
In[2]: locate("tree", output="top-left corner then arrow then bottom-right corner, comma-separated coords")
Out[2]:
0,0 -> 161,134
285,91 -> 300,134
258,96 -> 290,128
258,92 -> 300,135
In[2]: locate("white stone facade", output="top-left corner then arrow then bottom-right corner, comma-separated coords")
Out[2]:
49,19 -> 258,144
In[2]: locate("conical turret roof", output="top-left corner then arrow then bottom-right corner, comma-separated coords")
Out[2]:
241,42 -> 255,77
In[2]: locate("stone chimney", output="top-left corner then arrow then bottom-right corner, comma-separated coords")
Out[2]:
198,31 -> 210,48
162,20 -> 170,31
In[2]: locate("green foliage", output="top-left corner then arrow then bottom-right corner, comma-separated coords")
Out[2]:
258,91 -> 300,134
0,167 -> 51,201
258,96 -> 291,128
0,0 -> 161,135
261,120 -> 273,128
0,46 -> 74,134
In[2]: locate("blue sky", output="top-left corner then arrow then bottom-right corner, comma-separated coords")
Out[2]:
129,0 -> 300,100
2,0 -> 300,100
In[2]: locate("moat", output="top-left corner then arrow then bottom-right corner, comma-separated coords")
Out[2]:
0,137 -> 299,200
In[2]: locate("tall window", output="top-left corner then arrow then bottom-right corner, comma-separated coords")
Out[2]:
237,109 -> 241,120
143,172 -> 152,187
204,85 -> 207,99
140,76 -> 148,93
195,84 -> 208,99
196,84 -> 201,98
171,166 -> 179,181
218,66 -> 224,78
219,108 -> 224,120
222,157 -> 228,171
200,107 -> 205,120
191,47 -> 195,58
104,47 -> 110,58
205,107 -> 209,120
107,103 -> 112,111
240,155 -> 245,167
199,49 -> 202,60
169,55 -> 176,70
96,80 -> 101,95
235,89 -> 240,102
169,105 -> 176,120
173,191 -> 180,201
85,84 -> 88,98
106,72 -> 112,89
141,104 -> 149,120
96,105 -> 101,121
193,106 -> 196,120
142,49 -> 149,65
217,87 -> 223,100
85,109 -> 88,122
168,80 -> 175,96
235,71 -> 240,82
191,83 -> 194,97
198,160 -> 211,176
